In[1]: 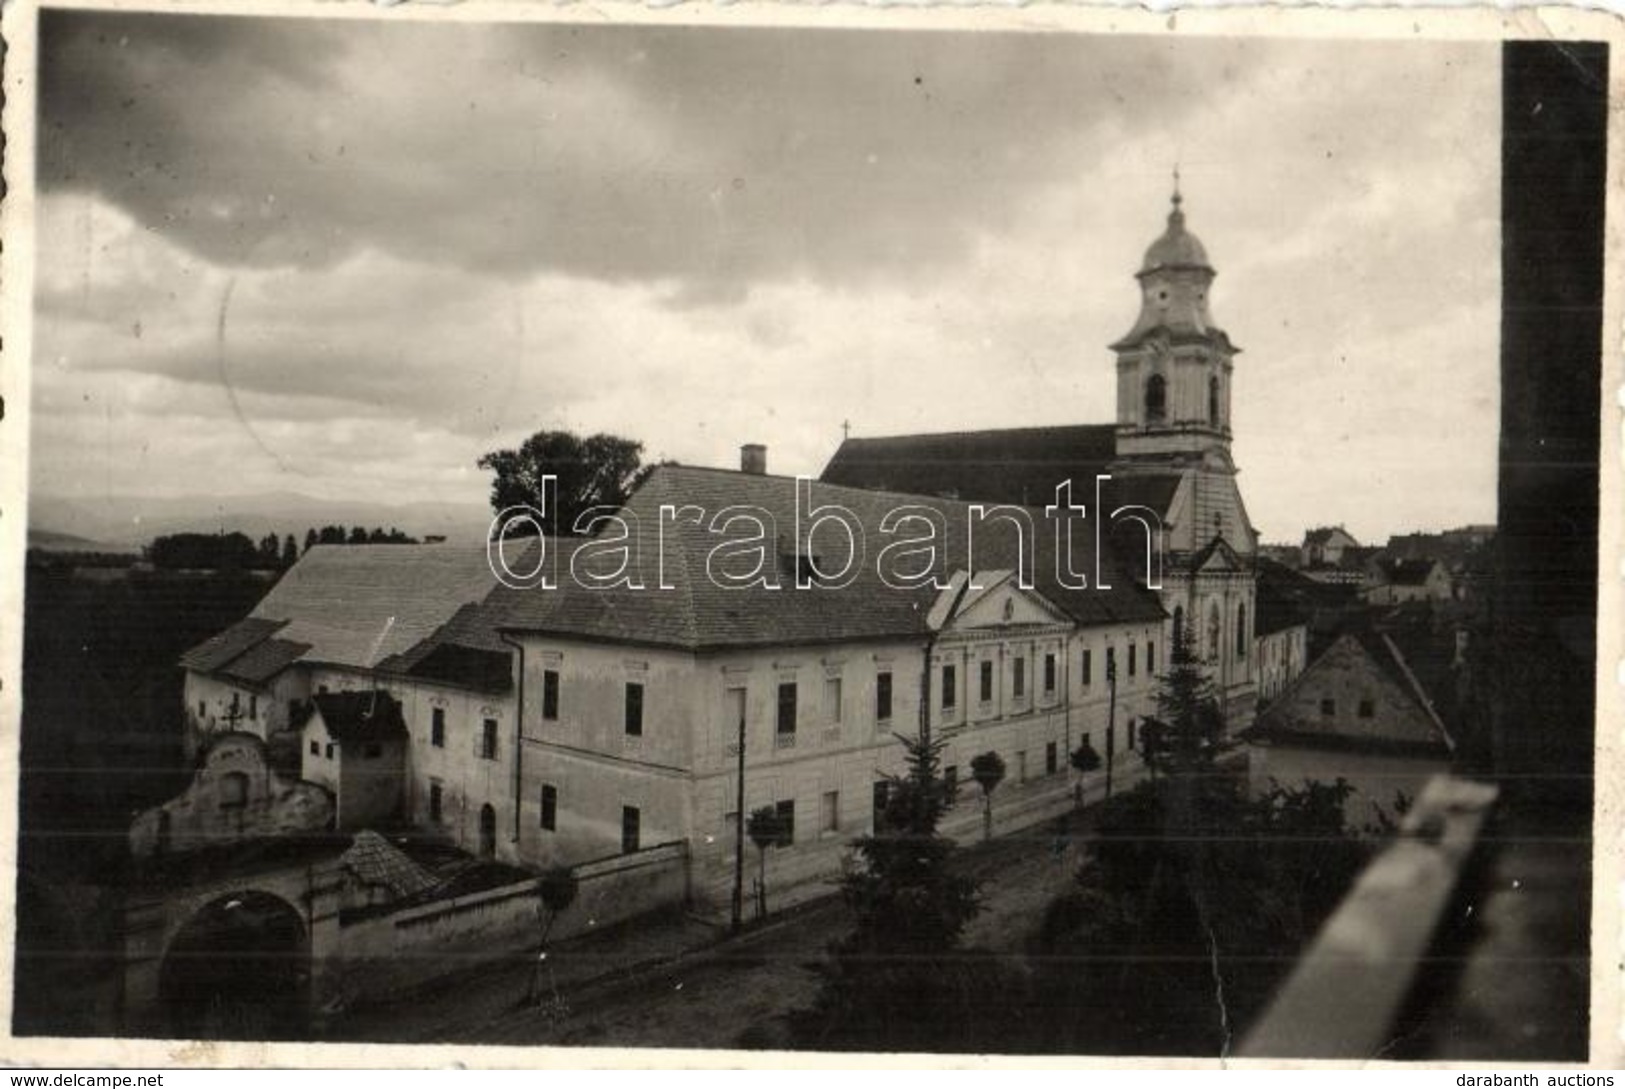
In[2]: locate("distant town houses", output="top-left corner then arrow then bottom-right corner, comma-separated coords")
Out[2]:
1260,523 -> 1495,603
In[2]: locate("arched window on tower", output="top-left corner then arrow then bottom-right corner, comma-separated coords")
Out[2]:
1145,374 -> 1167,423
1236,603 -> 1248,660
1172,605 -> 1185,652
1207,602 -> 1222,663
1209,375 -> 1222,427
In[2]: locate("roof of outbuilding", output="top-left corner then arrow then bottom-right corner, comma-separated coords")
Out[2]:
179,617 -> 288,673
493,464 -> 1166,651
341,830 -> 440,899
309,690 -> 409,744
180,543 -> 510,684
252,544 -> 501,669
218,637 -> 313,685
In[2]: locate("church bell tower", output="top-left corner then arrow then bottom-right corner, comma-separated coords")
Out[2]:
1107,178 -> 1258,727
1111,179 -> 1238,468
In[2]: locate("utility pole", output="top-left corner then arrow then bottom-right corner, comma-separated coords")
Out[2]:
1105,654 -> 1117,800
730,713 -> 746,935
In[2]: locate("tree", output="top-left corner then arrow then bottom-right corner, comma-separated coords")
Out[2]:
970,751 -> 1006,841
526,866 -> 579,1009
840,729 -> 979,956
746,805 -> 790,919
257,533 -> 280,568
477,430 -> 647,537
1141,615 -> 1225,783
303,528 -> 318,554
347,526 -> 369,545
1070,736 -> 1103,774
793,728 -> 984,1049
282,534 -> 299,568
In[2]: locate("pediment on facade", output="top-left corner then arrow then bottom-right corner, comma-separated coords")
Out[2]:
1192,535 -> 1245,573
942,570 -> 1071,632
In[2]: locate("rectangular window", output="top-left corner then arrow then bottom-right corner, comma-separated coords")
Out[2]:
325,743 -> 336,760
1106,646 -> 1117,682
942,664 -> 957,710
198,700 -> 207,720
540,784 -> 557,831
1013,657 -> 1026,699
1046,741 -> 1058,775
1128,644 -> 1137,677
821,791 -> 839,834
621,806 -> 641,854
1082,649 -> 1093,686
1128,719 -> 1137,750
1320,698 -> 1336,717
979,660 -> 995,702
431,707 -> 446,748
541,669 -> 560,721
1358,698 -> 1375,719
428,783 -> 443,823
480,718 -> 498,759
824,677 -> 843,724
309,739 -> 319,757
1044,653 -> 1056,694
1148,641 -> 1157,674
777,682 -> 798,736
776,798 -> 796,846
625,682 -> 644,736
875,671 -> 893,722
872,781 -> 891,829
249,694 -> 258,720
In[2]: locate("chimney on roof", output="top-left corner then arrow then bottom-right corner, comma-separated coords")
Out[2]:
740,444 -> 767,475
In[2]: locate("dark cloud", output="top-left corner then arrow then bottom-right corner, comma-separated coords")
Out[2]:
40,13 -> 1273,294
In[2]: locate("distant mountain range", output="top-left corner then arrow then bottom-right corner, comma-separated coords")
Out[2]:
29,491 -> 494,550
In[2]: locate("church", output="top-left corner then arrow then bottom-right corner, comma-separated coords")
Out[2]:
821,184 -> 1260,728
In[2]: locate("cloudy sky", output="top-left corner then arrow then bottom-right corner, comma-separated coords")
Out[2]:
33,12 -> 1500,543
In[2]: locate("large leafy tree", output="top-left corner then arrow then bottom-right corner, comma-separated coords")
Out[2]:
477,430 -> 650,537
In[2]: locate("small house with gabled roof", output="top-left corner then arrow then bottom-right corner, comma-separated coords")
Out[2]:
1245,628 -> 1456,828
300,691 -> 410,833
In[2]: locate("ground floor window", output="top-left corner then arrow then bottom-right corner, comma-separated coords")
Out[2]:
622,805 -> 641,853
775,798 -> 797,845
540,784 -> 558,831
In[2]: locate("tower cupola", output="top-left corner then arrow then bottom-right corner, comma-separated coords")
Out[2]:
1111,178 -> 1240,462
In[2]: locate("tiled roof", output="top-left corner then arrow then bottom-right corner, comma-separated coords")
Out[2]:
219,637 -> 312,685
179,617 -> 288,673
341,830 -> 439,899
494,465 -> 1166,651
820,424 -> 1118,506
310,690 -> 409,744
1252,628 -> 1453,753
252,544 -> 501,669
